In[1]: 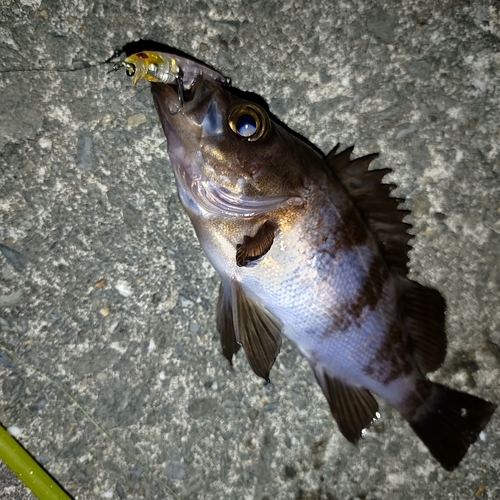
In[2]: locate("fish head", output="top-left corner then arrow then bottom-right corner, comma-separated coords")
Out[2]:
149,60 -> 311,218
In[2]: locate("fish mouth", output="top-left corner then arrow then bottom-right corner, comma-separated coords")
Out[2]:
151,74 -> 224,155
151,71 -> 222,120
146,51 -> 228,115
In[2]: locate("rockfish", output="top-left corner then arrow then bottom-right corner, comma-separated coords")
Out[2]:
118,46 -> 496,470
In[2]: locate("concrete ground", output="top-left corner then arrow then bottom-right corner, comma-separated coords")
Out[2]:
1,0 -> 499,498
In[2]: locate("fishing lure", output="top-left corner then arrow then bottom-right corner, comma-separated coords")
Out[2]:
112,50 -> 229,107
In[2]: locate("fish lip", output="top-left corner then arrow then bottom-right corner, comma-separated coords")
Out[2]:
151,71 -> 220,117
151,81 -> 180,115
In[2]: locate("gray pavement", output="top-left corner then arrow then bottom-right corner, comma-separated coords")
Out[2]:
1,0 -> 499,499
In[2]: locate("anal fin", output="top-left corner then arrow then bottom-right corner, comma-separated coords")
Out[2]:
236,220 -> 278,267
313,366 -> 379,443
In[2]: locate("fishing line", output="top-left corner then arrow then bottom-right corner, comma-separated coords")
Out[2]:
0,341 -> 181,500
0,54 -> 119,75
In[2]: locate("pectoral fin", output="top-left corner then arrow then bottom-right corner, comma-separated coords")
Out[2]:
236,220 -> 278,267
233,281 -> 282,381
313,365 -> 379,443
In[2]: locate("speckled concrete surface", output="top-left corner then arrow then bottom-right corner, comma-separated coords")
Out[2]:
1,1 -> 499,499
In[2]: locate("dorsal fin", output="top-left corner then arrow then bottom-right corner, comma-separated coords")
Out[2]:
326,144 -> 412,276
397,275 -> 447,374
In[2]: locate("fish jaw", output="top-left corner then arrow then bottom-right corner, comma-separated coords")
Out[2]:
151,81 -> 209,217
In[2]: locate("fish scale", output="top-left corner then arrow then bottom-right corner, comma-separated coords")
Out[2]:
120,46 -> 496,471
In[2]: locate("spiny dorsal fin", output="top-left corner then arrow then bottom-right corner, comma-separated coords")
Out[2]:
312,365 -> 379,443
326,145 -> 412,275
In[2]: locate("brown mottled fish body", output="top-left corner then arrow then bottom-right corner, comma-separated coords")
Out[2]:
122,48 -> 496,470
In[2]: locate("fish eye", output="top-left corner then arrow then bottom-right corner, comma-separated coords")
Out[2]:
228,103 -> 269,141
236,114 -> 257,137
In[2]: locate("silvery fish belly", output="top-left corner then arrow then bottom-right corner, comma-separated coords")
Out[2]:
120,47 -> 496,470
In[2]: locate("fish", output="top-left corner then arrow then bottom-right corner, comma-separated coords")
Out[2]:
118,46 -> 496,470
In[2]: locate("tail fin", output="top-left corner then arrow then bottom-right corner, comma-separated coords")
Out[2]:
409,384 -> 496,471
